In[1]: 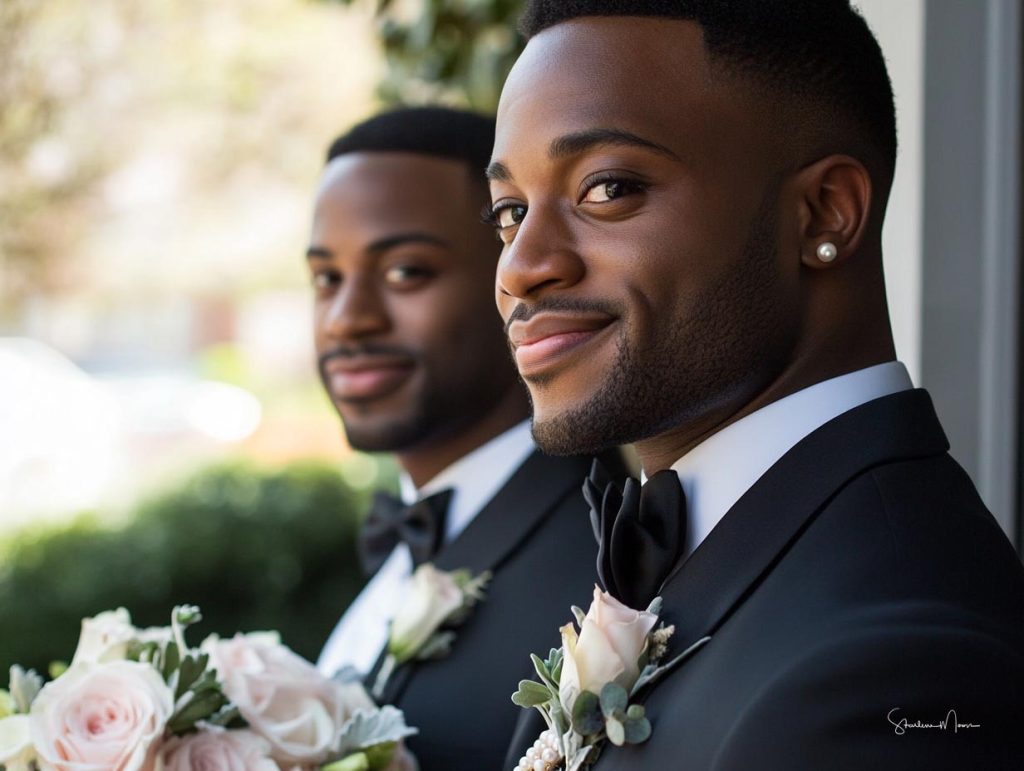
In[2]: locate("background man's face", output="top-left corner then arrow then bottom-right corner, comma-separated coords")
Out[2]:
491,18 -> 804,455
310,151 -> 516,452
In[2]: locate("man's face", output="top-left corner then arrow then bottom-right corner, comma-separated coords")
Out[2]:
490,18 -> 804,455
310,152 -> 516,452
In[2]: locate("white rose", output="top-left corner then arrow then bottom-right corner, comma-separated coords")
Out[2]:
206,634 -> 374,767
161,729 -> 277,771
0,715 -> 35,771
388,564 -> 465,664
71,608 -> 136,664
30,660 -> 174,771
559,586 -> 659,712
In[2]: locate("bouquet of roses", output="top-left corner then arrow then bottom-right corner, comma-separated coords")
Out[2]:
0,606 -> 416,771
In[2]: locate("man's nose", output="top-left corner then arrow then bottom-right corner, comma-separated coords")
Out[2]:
496,206 -> 585,301
322,278 -> 391,341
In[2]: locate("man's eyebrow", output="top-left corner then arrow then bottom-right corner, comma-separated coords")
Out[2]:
485,128 -> 680,184
485,160 -> 512,182
305,232 -> 451,260
549,128 -> 681,162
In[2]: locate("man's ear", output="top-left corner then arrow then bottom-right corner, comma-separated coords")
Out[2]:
792,155 -> 873,269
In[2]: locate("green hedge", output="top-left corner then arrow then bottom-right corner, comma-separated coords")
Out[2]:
0,459 -> 391,675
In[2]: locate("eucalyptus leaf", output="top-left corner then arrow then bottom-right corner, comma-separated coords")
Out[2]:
336,706 -> 418,758
624,716 -> 652,744
626,704 -> 645,720
599,682 -> 627,717
570,690 -> 603,736
606,716 -> 626,746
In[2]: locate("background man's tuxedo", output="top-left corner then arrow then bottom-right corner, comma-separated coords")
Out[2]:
370,449 -> 622,770
508,390 -> 1024,769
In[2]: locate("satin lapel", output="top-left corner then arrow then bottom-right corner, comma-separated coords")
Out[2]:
651,390 -> 949,680
432,450 -> 597,574
382,450 -> 608,706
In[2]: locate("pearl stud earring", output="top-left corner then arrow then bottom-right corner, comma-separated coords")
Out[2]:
816,242 -> 838,263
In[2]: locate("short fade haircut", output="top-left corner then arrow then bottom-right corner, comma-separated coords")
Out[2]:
326,106 -> 496,182
519,0 -> 897,183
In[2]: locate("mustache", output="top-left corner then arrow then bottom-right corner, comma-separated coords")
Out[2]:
503,297 -> 623,335
317,343 -> 418,371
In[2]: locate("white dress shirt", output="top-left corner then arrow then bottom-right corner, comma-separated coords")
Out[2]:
670,361 -> 913,560
317,420 -> 536,677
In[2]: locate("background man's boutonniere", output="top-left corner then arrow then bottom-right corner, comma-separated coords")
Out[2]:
511,586 -> 710,771
373,564 -> 490,699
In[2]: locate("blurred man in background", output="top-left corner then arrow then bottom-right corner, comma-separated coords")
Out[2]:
309,107 -> 617,769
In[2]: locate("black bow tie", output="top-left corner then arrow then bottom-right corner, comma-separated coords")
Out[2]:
582,458 -> 688,610
358,488 -> 453,574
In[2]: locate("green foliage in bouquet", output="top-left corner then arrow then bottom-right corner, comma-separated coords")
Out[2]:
0,460 -> 390,676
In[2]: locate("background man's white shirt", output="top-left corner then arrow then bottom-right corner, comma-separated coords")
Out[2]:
317,420 -> 535,676
670,361 -> 914,560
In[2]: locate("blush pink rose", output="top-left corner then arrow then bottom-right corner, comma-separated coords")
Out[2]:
161,729 -> 277,771
29,660 -> 174,771
559,586 -> 659,711
206,634 -> 374,767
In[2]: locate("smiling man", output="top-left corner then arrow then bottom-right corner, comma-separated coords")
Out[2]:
491,2 -> 1024,768
308,107 -> 617,770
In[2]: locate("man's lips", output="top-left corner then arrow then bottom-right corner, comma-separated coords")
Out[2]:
323,356 -> 415,401
507,312 -> 616,377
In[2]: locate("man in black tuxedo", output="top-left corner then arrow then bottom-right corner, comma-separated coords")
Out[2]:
490,2 -> 1024,768
308,107 -> 616,769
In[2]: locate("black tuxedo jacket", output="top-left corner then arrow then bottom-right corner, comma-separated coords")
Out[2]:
507,390 -> 1024,769
365,449 -> 621,770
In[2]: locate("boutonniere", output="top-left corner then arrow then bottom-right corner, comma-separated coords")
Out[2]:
512,586 -> 709,771
373,563 -> 491,699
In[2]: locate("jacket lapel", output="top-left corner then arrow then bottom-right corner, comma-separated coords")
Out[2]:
378,450 -> 609,705
651,389 -> 949,680
433,450 -> 597,574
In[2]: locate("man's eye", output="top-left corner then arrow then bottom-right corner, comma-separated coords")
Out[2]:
486,203 -> 527,230
384,265 -> 432,285
312,271 -> 340,291
580,178 -> 646,204
497,205 -> 526,228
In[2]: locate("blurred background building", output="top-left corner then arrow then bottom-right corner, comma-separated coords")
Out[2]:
0,0 -> 1021,672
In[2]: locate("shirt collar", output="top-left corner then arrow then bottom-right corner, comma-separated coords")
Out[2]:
669,361 -> 914,558
398,419 -> 536,542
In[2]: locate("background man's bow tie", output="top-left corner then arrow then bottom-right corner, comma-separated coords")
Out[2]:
358,488 -> 453,574
582,458 -> 688,609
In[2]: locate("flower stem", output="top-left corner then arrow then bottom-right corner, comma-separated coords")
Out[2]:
372,654 -> 397,701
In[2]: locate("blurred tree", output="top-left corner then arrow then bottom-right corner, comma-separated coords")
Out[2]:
0,0 -> 379,311
330,0 -> 526,112
0,0 -> 109,305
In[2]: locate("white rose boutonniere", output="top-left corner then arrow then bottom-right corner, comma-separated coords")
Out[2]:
511,586 -> 710,771
373,564 -> 491,699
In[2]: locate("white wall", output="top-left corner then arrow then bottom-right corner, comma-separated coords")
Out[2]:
856,0 -> 926,384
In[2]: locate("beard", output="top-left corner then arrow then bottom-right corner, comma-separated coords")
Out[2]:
531,186 -> 791,457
